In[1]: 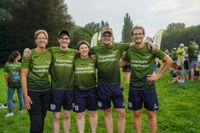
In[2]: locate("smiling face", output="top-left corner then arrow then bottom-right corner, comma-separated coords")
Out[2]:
35,33 -> 48,48
101,32 -> 113,46
79,43 -> 89,58
132,28 -> 145,44
58,35 -> 70,49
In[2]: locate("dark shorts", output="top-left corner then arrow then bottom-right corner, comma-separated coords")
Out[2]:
49,90 -> 73,112
128,89 -> 159,111
97,84 -> 125,110
73,88 -> 98,113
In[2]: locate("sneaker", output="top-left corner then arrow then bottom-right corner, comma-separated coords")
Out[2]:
0,104 -> 7,109
19,110 -> 23,113
5,112 -> 14,117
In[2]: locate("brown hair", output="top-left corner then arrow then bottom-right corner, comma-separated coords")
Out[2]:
131,25 -> 145,36
8,51 -> 21,62
76,40 -> 90,50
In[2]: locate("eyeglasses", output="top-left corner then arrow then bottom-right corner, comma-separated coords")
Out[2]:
36,37 -> 47,40
102,35 -> 112,38
133,33 -> 143,36
59,37 -> 70,40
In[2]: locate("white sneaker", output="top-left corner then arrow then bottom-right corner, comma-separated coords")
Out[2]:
5,112 -> 14,117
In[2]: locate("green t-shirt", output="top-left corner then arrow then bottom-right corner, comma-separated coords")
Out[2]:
48,47 -> 77,90
4,62 -> 21,88
176,47 -> 185,59
188,43 -> 199,61
123,44 -> 166,90
21,49 -> 52,92
90,43 -> 129,85
74,57 -> 96,90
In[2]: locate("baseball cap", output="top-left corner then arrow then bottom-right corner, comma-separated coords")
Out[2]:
101,27 -> 113,35
179,43 -> 184,47
58,30 -> 70,38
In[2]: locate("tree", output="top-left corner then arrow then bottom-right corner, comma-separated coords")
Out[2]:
0,0 -> 73,65
121,13 -> 133,43
161,23 -> 200,51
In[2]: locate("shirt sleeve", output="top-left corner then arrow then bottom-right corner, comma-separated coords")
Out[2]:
123,50 -> 130,62
4,63 -> 8,72
21,57 -> 31,68
119,43 -> 129,55
154,49 -> 166,60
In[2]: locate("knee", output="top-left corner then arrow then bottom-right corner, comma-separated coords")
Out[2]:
117,109 -> 125,118
63,113 -> 70,120
104,108 -> 112,117
53,113 -> 61,122
89,111 -> 97,118
76,112 -> 85,120
134,110 -> 141,118
147,111 -> 156,119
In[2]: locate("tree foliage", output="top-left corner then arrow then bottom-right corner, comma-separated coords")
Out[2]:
161,23 -> 200,51
121,13 -> 133,43
0,0 -> 73,65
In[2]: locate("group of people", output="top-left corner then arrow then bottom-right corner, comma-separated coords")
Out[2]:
168,39 -> 199,83
4,25 -> 173,133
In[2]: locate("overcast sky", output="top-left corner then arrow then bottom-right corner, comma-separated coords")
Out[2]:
66,0 -> 200,42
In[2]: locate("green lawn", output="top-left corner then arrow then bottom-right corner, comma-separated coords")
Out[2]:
0,68 -> 200,133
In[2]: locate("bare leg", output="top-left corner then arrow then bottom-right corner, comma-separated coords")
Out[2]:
63,110 -> 71,133
89,111 -> 98,133
52,112 -> 60,133
104,108 -> 113,133
133,110 -> 142,133
147,111 -> 157,133
116,108 -> 125,133
76,112 -> 85,133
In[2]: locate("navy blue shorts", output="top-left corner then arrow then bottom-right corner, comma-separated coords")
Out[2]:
97,84 -> 125,110
49,90 -> 74,112
73,88 -> 98,113
128,89 -> 159,111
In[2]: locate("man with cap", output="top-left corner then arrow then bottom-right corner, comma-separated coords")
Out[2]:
23,30 -> 77,133
176,43 -> 186,66
90,27 -> 129,133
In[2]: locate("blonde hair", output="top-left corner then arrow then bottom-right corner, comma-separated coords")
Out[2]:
34,30 -> 49,40
131,25 -> 145,36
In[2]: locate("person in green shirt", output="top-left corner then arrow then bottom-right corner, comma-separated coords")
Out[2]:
120,25 -> 172,133
23,30 -> 77,133
90,27 -> 129,133
176,43 -> 186,66
21,30 -> 52,133
73,40 -> 98,133
188,38 -> 199,81
4,50 -> 23,117
49,30 -> 77,133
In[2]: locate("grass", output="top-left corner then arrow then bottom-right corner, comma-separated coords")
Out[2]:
0,68 -> 200,133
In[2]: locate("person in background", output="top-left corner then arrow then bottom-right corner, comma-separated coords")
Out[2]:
21,30 -> 52,133
188,38 -> 199,81
4,50 -> 23,117
182,54 -> 190,81
73,41 -> 98,133
176,43 -> 185,66
170,48 -> 177,62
